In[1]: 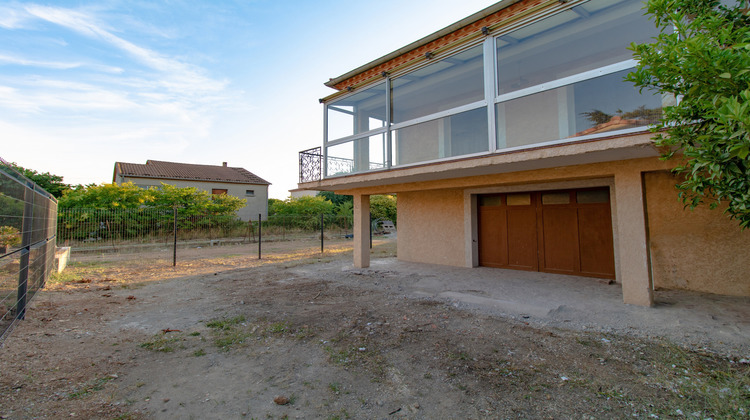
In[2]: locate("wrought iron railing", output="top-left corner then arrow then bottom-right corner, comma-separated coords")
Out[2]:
299,147 -> 322,183
300,147 -> 387,182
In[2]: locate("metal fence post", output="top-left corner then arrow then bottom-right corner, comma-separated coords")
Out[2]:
258,213 -> 262,260
173,206 -> 178,267
320,213 -> 324,254
16,184 -> 35,320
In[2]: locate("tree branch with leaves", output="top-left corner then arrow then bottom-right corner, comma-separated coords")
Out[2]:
627,0 -> 750,228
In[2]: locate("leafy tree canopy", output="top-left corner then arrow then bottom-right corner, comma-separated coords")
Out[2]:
58,182 -> 245,215
627,0 -> 750,228
370,195 -> 397,225
8,162 -> 71,198
269,196 -> 334,217
316,191 -> 353,207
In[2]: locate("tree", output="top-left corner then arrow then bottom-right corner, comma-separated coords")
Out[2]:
8,163 -> 71,198
370,195 -> 397,225
316,191 -> 353,207
59,183 -> 144,209
58,182 -> 245,215
627,0 -> 750,228
269,196 -> 334,217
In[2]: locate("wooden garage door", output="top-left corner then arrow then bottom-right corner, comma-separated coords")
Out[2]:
478,188 -> 615,279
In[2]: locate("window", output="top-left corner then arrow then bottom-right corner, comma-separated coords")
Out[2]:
392,107 -> 488,165
245,190 -> 255,197
494,0 -> 665,149
211,189 -> 228,196
391,44 -> 484,123
327,83 -> 386,142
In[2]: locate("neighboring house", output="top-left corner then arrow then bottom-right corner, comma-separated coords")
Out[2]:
113,160 -> 270,221
297,0 -> 750,306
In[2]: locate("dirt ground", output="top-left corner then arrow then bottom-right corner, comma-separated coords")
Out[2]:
0,238 -> 748,419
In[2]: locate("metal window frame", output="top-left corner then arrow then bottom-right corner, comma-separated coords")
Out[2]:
494,59 -> 638,104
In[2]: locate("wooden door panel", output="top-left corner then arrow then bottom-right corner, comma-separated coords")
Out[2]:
506,207 -> 537,270
478,207 -> 507,268
578,205 -> 615,278
540,207 -> 579,273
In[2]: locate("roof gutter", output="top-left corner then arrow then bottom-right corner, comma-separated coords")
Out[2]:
323,0 -> 522,89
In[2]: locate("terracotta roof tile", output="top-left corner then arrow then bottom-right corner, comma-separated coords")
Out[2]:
115,160 -> 270,185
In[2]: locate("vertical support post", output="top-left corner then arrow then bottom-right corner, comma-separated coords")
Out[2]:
320,213 -> 324,255
16,184 -> 34,320
258,213 -> 262,260
613,170 -> 654,306
353,194 -> 370,268
173,206 -> 178,267
369,214 -> 373,249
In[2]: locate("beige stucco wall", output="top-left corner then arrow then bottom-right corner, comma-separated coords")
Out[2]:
119,177 -> 268,221
645,171 -> 750,296
397,189 -> 466,266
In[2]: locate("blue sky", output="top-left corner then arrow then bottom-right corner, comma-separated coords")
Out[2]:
0,0 -> 497,198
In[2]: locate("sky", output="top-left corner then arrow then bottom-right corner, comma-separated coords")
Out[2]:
0,0 -> 498,199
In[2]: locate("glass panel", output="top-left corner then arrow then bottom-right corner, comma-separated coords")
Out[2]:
479,195 -> 503,207
577,189 -> 610,204
326,133 -> 387,177
542,192 -> 570,205
496,0 -> 663,95
392,45 -> 484,123
507,193 -> 531,206
327,83 -> 386,141
392,107 -> 488,166
496,69 -> 663,149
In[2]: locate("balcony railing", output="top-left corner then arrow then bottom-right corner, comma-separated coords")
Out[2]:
299,147 -> 387,183
299,147 -> 322,183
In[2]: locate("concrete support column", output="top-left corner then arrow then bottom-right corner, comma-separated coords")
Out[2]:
353,194 -> 370,268
613,170 -> 654,306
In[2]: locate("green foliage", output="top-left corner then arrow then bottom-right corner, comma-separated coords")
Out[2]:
57,183 -> 247,242
59,183 -> 145,209
7,162 -> 71,198
0,193 -> 23,228
265,193 -> 395,231
267,198 -> 285,215
370,195 -> 397,225
0,225 -> 21,247
627,0 -> 750,228
270,196 -> 334,216
58,182 -> 245,214
316,191 -> 353,207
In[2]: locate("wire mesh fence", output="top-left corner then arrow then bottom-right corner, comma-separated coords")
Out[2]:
0,158 -> 58,341
56,209 -> 361,256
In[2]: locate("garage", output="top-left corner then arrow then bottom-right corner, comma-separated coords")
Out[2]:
478,187 -> 615,279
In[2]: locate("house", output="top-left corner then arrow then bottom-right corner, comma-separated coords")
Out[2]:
297,0 -> 750,306
113,160 -> 270,221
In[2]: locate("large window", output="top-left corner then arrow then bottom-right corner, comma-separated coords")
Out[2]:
393,107 -> 488,165
495,0 -> 665,149
327,83 -> 386,141
391,45 -> 484,123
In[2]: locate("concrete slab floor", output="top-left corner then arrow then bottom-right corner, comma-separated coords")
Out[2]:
304,258 -> 750,358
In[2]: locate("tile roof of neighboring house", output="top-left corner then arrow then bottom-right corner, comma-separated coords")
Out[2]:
114,160 -> 270,185
572,116 -> 651,138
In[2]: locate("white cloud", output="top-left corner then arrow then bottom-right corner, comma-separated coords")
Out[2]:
0,4 -> 32,29
0,53 -> 123,74
24,4 -> 227,96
